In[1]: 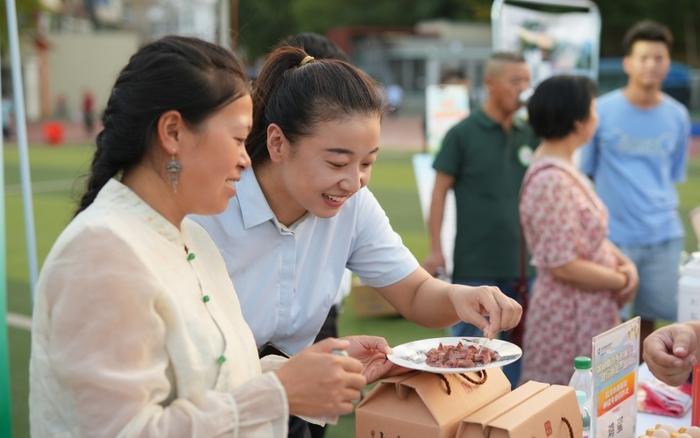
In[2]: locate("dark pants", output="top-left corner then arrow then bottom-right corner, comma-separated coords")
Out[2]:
287,305 -> 339,438
450,278 -> 531,386
288,417 -> 312,438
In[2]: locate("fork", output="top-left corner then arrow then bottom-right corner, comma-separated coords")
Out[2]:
475,327 -> 491,357
462,334 -> 488,356
476,333 -> 487,356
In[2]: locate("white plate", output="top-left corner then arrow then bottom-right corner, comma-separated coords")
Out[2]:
387,336 -> 522,374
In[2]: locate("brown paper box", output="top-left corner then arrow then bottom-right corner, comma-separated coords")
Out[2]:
457,380 -> 550,438
483,384 -> 582,438
356,368 -> 511,438
351,278 -> 399,317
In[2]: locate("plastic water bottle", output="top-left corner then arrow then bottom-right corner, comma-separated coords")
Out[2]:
569,356 -> 593,425
576,390 -> 591,437
678,252 -> 700,322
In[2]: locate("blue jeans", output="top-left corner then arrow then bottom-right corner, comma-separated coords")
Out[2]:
618,237 -> 683,322
451,278 -> 531,386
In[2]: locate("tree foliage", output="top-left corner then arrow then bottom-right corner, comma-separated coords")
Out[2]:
0,0 -> 40,53
237,0 -> 492,59
595,0 -> 700,63
237,0 -> 297,61
237,0 -> 699,65
290,0 -> 483,31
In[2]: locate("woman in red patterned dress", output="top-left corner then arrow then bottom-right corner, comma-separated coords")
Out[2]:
519,76 -> 640,385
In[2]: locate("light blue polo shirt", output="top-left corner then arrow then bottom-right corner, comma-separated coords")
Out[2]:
579,90 -> 690,246
192,168 -> 419,354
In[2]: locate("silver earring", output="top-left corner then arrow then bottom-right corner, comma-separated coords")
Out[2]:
166,154 -> 182,193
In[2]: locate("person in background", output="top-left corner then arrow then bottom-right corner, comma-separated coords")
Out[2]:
438,69 -> 475,109
30,36 -> 399,438
385,83 -> 404,115
2,93 -> 13,139
82,89 -> 95,136
54,94 -> 70,120
193,45 -> 523,437
519,75 -> 638,385
422,52 -> 536,385
644,322 -> 699,386
579,21 -> 690,349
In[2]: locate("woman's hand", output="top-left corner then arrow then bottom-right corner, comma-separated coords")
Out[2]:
447,285 -> 522,338
422,250 -> 446,278
643,323 -> 698,386
275,338 -> 366,417
614,262 -> 639,307
343,335 -> 411,383
609,242 -> 638,307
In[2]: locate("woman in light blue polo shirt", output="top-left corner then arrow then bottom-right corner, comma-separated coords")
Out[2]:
194,47 -> 522,361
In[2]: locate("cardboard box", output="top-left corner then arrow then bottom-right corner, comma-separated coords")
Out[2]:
356,369 -> 511,438
457,381 -> 549,437
351,278 -> 399,317
459,383 -> 582,438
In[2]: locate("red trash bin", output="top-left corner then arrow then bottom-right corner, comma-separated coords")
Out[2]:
42,121 -> 64,146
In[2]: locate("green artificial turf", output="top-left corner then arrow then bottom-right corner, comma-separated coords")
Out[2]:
2,143 -> 699,437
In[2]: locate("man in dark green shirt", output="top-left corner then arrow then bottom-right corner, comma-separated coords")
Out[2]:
424,52 -> 537,385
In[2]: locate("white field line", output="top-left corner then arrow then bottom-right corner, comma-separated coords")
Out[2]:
7,312 -> 31,331
6,178 -> 78,195
5,178 -> 77,332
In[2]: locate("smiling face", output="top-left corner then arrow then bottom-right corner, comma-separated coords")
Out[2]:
177,94 -> 253,215
265,114 -> 381,224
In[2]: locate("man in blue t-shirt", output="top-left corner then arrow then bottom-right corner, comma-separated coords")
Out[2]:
580,20 -> 690,346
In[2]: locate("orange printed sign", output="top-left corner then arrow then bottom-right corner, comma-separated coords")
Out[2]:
597,372 -> 635,416
592,318 -> 640,437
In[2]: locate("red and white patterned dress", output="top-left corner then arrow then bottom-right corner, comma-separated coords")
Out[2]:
519,157 -> 620,385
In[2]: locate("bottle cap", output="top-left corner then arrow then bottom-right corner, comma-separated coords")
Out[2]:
574,356 -> 592,370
